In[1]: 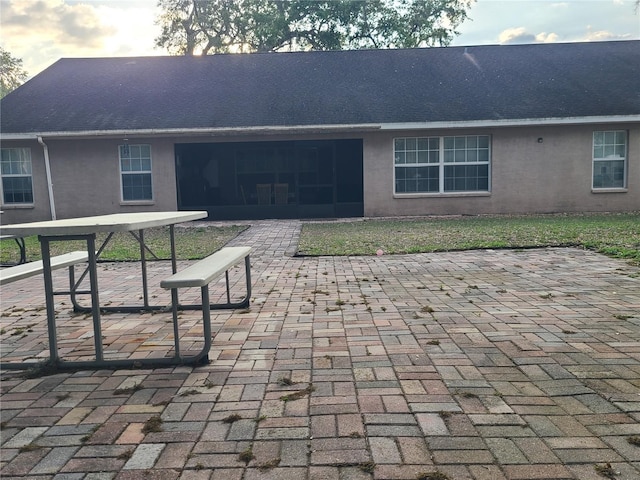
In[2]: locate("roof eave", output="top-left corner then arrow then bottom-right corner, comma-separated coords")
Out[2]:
380,115 -> 640,130
2,115 -> 638,140
0,123 -> 382,141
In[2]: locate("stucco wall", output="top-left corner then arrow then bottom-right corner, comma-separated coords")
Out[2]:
363,124 -> 640,216
2,124 -> 638,224
0,139 -> 51,224
1,137 -> 178,223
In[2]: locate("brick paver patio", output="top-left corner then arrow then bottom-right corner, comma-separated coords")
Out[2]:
1,219 -> 639,479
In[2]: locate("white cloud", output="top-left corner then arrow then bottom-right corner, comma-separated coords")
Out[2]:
0,0 -> 160,77
535,32 -> 560,43
455,0 -> 639,46
498,27 -> 537,44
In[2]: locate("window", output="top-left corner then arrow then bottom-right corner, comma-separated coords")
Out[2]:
120,144 -> 153,201
1,148 -> 33,204
593,131 -> 627,189
395,135 -> 490,194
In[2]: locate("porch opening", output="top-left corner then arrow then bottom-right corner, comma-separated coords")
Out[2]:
175,139 -> 363,220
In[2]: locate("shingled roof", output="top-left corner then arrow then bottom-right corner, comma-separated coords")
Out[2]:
1,40 -> 639,135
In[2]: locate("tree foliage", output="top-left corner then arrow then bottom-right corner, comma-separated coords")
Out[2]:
155,0 -> 473,55
0,47 -> 28,98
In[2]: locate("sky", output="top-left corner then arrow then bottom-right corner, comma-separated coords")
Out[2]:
1,0 -> 639,78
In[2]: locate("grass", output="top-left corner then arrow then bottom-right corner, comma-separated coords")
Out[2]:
2,213 -> 638,266
297,213 -> 640,265
0,224 -> 247,264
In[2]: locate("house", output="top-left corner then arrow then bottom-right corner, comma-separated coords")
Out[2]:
1,40 -> 638,223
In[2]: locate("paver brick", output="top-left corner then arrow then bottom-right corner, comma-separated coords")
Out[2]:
2,222 -> 640,480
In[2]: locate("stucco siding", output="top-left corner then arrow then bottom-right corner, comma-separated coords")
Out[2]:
1,138 -> 178,223
363,124 -> 639,217
2,124 -> 637,224
0,140 -> 52,224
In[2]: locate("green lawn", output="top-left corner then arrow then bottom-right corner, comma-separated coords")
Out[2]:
297,213 -> 640,265
0,224 -> 248,264
3,213 -> 638,266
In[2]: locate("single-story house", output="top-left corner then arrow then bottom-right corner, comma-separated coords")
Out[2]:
1,40 -> 638,222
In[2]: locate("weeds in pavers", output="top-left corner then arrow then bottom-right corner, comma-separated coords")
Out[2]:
18,442 -> 42,453
20,360 -> 60,379
627,436 -> 640,446
117,449 -> 134,460
613,314 -> 634,320
238,446 -> 255,464
255,415 -> 267,423
222,414 -> 242,424
416,471 -> 450,480
257,458 -> 281,471
458,391 -> 479,398
113,383 -> 142,395
179,389 -> 201,397
81,425 -> 100,443
142,415 -> 163,434
562,329 -> 577,334
55,393 -> 71,401
280,384 -> 315,402
359,461 -> 376,473
594,462 -> 617,478
421,305 -> 435,314
278,376 -> 295,386
426,340 -> 440,346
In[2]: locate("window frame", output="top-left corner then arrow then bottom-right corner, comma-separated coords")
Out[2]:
394,135 -> 491,196
119,144 -> 154,203
592,130 -> 627,191
0,147 -> 34,206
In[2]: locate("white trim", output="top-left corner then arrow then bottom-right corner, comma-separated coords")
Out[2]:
381,115 -> 640,131
1,115 -> 637,141
0,124 -> 382,140
591,130 -> 628,190
0,147 -> 35,208
118,144 -> 154,202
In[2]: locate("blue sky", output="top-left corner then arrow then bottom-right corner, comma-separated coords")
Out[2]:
1,0 -> 639,78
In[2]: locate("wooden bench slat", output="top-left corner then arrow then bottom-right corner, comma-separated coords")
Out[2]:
0,251 -> 89,286
160,246 -> 251,289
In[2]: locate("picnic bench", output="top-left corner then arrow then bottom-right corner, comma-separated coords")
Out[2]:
0,251 -> 88,286
160,246 -> 252,365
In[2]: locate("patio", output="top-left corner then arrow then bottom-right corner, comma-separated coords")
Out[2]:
1,220 -> 639,479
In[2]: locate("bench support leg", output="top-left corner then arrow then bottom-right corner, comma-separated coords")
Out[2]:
168,286 -> 212,365
171,288 -> 181,358
40,237 -> 59,363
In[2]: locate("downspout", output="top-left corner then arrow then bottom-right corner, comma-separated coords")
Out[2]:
37,136 -> 57,220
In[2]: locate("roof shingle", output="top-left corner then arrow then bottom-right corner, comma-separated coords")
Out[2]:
1,40 -> 639,134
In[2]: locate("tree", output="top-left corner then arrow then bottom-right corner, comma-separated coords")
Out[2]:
155,0 -> 472,55
0,47 -> 28,98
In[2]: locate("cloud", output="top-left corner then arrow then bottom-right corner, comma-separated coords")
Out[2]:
498,27 -> 537,44
1,0 -> 115,49
497,25 -> 629,46
0,0 -> 160,77
584,26 -> 633,41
